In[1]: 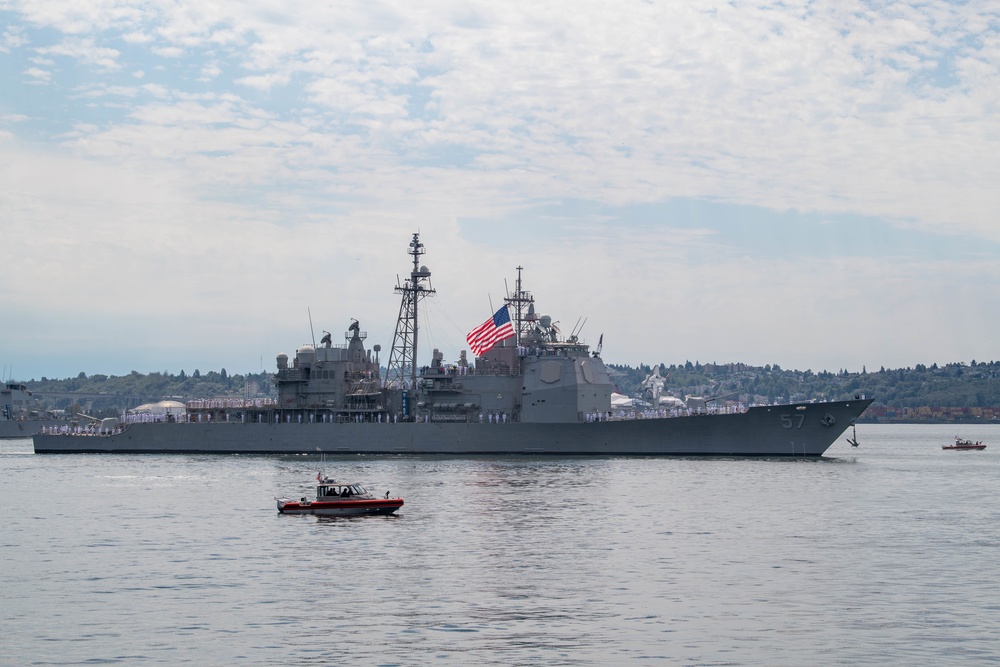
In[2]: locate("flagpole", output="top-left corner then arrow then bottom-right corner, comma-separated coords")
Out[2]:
487,296 -> 504,348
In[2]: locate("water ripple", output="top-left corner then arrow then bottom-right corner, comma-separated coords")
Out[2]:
3,427 -> 1000,665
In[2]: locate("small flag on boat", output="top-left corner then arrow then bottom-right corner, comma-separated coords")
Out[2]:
316,472 -> 322,482
467,305 -> 514,356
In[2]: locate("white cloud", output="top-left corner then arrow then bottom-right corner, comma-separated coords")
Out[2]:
150,45 -> 184,58
235,72 -> 289,91
23,66 -> 51,81
140,82 -> 169,97
2,25 -> 29,51
12,0 -> 143,34
36,37 -> 121,69
198,62 -> 221,81
1,0 -> 999,378
122,31 -> 153,44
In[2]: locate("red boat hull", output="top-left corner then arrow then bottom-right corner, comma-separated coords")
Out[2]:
277,497 -> 403,516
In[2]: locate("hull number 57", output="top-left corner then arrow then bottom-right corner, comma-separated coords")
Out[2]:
781,414 -> 805,429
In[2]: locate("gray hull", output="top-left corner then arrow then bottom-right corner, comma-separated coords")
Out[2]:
1,419 -> 67,439
32,398 -> 871,456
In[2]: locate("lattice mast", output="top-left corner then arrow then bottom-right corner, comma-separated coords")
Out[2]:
385,233 -> 435,388
505,265 -> 535,346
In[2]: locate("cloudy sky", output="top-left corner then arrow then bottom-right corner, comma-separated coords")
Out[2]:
2,0 -> 998,382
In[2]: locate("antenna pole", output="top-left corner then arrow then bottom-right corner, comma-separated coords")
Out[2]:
505,265 -> 533,347
516,268 -> 521,345
385,233 -> 436,389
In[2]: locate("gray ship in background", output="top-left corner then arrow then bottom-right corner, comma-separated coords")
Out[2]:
1,382 -> 68,439
33,233 -> 872,456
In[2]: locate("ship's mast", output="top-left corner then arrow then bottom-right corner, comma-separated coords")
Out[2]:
505,265 -> 535,346
385,233 -> 435,388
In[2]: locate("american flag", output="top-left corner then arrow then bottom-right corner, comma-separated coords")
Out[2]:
466,305 -> 515,356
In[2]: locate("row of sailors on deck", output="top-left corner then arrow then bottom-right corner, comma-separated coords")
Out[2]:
410,412 -> 511,423
291,413 -> 402,423
122,413 -> 169,423
187,398 -> 276,409
40,425 -> 115,435
516,345 -> 576,357
612,405 -> 750,420
424,364 -> 474,375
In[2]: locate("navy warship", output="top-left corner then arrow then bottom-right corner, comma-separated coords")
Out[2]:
2,383 -> 68,439
33,233 -> 872,456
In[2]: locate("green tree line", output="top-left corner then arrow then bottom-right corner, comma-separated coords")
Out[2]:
607,359 -> 1000,409
15,359 -> 1000,416
22,370 -> 275,416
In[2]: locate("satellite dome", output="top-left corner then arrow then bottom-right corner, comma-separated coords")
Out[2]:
297,345 -> 315,367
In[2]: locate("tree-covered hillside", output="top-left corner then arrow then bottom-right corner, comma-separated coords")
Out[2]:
607,359 -> 1000,409
20,369 -> 274,417
11,359 -> 1000,419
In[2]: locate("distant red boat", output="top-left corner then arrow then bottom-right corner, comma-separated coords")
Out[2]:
276,474 -> 403,516
942,437 -> 986,451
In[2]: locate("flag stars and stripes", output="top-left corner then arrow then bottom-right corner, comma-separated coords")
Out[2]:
466,306 -> 515,356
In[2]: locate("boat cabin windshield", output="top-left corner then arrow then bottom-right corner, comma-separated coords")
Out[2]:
318,483 -> 367,497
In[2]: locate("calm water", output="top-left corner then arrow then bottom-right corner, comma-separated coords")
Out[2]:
2,424 -> 999,666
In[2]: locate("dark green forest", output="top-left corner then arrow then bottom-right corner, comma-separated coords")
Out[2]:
16,359 -> 1000,418
21,369 -> 275,416
606,359 -> 1000,409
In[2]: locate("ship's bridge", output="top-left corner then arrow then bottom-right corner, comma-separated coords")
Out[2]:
533,341 -> 590,356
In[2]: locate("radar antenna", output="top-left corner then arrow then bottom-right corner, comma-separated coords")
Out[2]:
385,233 -> 435,389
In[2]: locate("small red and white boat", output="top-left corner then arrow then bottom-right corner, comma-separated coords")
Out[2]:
276,474 -> 403,516
942,437 -> 986,451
